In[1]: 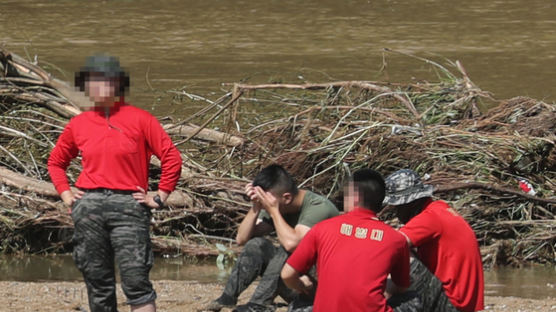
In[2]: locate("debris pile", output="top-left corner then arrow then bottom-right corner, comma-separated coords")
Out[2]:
1,48 -> 554,266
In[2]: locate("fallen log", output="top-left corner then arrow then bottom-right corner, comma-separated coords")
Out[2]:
0,166 -> 194,208
163,123 -> 244,147
0,166 -> 61,197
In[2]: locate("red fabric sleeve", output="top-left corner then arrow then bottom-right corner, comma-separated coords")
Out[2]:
390,239 -> 411,288
47,123 -> 79,194
286,226 -> 318,274
144,115 -> 182,193
400,211 -> 441,247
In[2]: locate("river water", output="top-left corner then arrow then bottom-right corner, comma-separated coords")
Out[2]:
1,0 -> 555,301
0,255 -> 554,300
1,0 -> 555,117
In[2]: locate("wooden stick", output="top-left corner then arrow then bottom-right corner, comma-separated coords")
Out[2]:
175,90 -> 244,146
230,81 -> 423,124
163,123 -> 244,147
1,48 -> 94,110
434,182 -> 556,205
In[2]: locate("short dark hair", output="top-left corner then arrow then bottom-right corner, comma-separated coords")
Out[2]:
252,164 -> 298,196
349,168 -> 385,213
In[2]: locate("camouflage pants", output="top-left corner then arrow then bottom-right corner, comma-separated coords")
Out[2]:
222,237 -> 298,306
388,256 -> 459,312
71,190 -> 156,312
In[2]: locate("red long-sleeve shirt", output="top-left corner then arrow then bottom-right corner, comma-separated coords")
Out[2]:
48,100 -> 182,194
400,200 -> 484,312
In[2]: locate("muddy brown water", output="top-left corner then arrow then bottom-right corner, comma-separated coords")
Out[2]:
1,0 -> 554,302
1,0 -> 556,117
0,255 -> 554,300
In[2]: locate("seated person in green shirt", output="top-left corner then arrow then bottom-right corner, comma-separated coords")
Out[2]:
202,164 -> 339,312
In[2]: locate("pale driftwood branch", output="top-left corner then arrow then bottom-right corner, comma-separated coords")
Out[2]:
0,167 -> 61,197
0,166 -> 194,207
149,190 -> 194,208
496,220 -> 556,226
164,123 -> 244,147
229,81 -> 422,123
434,182 -> 556,205
149,157 -> 196,180
174,90 -> 245,146
1,48 -> 94,110
43,100 -> 81,118
2,48 -> 242,147
0,91 -> 79,119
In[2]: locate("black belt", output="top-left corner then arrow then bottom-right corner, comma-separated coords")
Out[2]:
82,188 -> 135,195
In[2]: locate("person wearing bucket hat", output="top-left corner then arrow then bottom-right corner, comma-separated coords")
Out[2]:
282,169 -> 422,312
74,53 -> 130,103
48,54 -> 182,312
384,169 -> 484,312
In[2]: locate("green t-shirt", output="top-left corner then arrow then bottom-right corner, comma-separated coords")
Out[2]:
259,190 -> 339,229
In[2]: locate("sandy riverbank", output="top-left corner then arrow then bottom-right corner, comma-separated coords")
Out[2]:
0,281 -> 554,312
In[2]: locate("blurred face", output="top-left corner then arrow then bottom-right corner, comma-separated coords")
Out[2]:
394,201 -> 421,224
343,182 -> 359,212
85,76 -> 117,106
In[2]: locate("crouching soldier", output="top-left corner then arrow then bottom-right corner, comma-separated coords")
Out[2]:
281,168 -> 421,312
202,164 -> 339,312
384,169 -> 484,312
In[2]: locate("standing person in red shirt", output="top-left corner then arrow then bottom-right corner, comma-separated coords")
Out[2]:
48,54 -> 182,312
384,169 -> 484,312
281,169 -> 420,312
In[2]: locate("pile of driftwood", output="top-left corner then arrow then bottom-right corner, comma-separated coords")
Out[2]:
1,48 -> 554,267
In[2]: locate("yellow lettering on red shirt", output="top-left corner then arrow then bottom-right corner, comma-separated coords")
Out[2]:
355,227 -> 368,239
370,229 -> 384,241
340,223 -> 353,236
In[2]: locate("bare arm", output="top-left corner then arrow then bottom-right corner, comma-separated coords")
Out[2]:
281,263 -> 315,296
268,211 -> 310,252
236,183 -> 273,245
235,207 -> 273,245
253,187 -> 311,252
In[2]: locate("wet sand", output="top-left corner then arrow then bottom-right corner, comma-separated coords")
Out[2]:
0,280 -> 554,312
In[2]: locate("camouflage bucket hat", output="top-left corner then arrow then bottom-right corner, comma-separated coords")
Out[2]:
383,169 -> 434,206
74,54 -> 130,95
80,53 -> 124,77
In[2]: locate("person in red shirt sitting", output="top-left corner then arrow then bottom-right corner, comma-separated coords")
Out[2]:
384,169 -> 485,312
281,169 -> 421,312
48,54 -> 182,312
